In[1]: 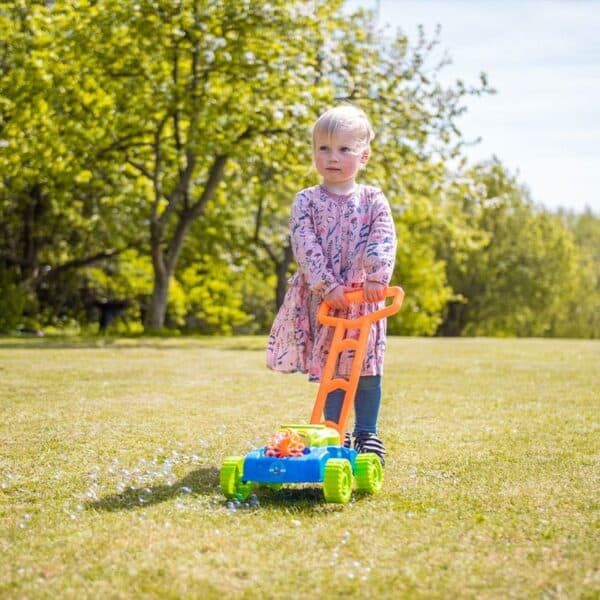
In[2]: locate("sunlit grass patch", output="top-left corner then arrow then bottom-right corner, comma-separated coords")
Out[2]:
1,336 -> 599,598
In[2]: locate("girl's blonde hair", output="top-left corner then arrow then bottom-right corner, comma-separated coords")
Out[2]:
312,105 -> 375,153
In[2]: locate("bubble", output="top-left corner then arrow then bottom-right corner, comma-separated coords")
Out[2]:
1,481 -> 9,490
180,486 -> 192,494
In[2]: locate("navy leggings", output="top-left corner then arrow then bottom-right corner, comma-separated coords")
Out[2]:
323,375 -> 382,435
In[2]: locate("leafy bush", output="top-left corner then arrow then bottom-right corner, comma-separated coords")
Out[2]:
0,270 -> 28,333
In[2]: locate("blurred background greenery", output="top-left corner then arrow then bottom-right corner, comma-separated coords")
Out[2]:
1,0 -> 598,338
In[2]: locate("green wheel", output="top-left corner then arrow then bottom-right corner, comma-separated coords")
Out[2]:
323,458 -> 353,504
220,456 -> 253,501
354,453 -> 383,494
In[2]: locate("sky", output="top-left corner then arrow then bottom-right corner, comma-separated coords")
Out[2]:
349,0 -> 600,214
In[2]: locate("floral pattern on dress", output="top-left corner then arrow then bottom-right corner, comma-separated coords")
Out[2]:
266,184 -> 397,381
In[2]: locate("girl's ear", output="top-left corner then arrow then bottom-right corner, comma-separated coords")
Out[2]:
360,147 -> 371,165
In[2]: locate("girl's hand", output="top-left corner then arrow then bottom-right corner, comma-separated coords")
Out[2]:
324,285 -> 349,309
364,281 -> 386,303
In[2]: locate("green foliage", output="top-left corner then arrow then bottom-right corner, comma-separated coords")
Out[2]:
390,198 -> 453,335
179,264 -> 250,335
1,1 -> 598,338
441,160 -> 583,337
0,270 -> 28,332
549,210 -> 600,338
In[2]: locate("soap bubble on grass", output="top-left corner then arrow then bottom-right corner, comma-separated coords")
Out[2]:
225,493 -> 260,512
17,513 -> 32,530
1,472 -> 18,491
72,442 -> 210,510
326,532 -> 373,582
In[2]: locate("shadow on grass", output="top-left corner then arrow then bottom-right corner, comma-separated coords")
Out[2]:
87,466 -> 220,512
258,486 -> 337,509
87,466 -> 347,513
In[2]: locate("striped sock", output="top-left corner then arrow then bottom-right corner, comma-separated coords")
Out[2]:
343,432 -> 352,448
354,433 -> 386,466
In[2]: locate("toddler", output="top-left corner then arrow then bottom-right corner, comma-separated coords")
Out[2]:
266,105 -> 397,464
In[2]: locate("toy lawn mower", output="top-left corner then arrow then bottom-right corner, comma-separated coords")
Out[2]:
220,286 -> 404,504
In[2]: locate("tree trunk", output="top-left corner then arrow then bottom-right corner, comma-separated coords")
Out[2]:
143,155 -> 229,330
144,220 -> 171,330
145,269 -> 170,330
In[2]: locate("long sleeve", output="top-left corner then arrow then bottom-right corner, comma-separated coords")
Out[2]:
364,190 -> 397,285
290,192 -> 339,296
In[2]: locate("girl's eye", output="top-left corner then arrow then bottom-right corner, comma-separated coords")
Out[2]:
318,145 -> 329,152
341,147 -> 352,153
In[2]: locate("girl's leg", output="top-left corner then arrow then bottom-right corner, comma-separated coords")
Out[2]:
323,389 -> 344,423
353,375 -> 386,465
353,375 -> 382,435
324,389 -> 351,447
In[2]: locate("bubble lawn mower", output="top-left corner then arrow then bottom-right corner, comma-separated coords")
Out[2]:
220,286 -> 404,504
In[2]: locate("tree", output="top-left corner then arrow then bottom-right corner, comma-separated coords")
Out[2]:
42,0 -> 352,330
549,209 -> 600,338
441,159 -> 581,337
0,1 -> 146,330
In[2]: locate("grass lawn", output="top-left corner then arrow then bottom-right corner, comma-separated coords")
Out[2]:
1,336 -> 598,599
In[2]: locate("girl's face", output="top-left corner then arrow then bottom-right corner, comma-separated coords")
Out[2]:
313,129 -> 370,191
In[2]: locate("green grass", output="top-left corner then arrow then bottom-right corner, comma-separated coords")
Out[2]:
1,336 -> 598,599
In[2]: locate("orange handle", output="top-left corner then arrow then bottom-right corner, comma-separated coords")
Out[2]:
317,286 -> 405,326
310,286 -> 404,438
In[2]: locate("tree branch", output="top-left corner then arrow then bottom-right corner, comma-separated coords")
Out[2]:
38,245 -> 137,280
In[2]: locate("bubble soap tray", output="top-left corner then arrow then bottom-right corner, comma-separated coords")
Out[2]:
220,286 -> 404,504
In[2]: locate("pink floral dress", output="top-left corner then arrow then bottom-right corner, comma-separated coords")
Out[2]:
266,184 -> 397,381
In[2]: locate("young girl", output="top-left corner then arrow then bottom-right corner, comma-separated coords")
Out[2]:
266,105 -> 397,464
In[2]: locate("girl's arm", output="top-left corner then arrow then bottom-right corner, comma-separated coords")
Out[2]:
290,192 -> 340,297
364,190 -> 397,286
